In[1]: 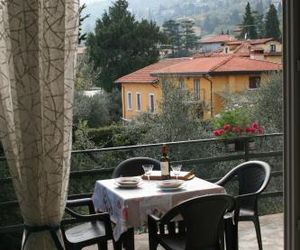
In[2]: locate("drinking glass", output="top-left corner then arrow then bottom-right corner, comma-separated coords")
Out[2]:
171,164 -> 182,179
142,164 -> 154,181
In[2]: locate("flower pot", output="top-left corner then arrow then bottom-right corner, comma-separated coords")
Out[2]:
225,139 -> 245,152
226,142 -> 236,152
248,141 -> 256,151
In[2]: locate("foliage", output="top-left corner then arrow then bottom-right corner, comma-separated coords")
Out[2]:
75,54 -> 98,91
219,72 -> 283,133
265,4 -> 281,39
239,2 -> 257,39
253,11 -> 265,38
212,106 -> 264,139
86,0 -> 166,92
162,18 -> 199,57
78,4 -> 90,44
106,88 -> 122,122
254,72 -> 283,132
87,125 -> 122,147
73,91 -> 111,128
72,120 -> 96,150
180,19 -> 199,51
162,19 -> 181,56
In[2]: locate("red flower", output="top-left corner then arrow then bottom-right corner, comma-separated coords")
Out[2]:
252,122 -> 258,129
223,124 -> 231,131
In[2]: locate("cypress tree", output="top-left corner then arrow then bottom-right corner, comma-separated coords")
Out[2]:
240,2 -> 257,39
265,4 -> 281,39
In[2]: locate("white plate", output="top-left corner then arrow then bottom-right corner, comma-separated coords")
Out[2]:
158,185 -> 185,191
115,177 -> 141,186
114,180 -> 143,189
157,179 -> 184,189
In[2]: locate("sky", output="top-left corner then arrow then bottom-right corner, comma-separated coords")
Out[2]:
80,0 -> 102,4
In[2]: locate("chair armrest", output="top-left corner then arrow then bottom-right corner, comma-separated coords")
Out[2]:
67,198 -> 93,208
65,207 -> 110,223
215,173 -> 235,186
66,198 -> 95,213
148,214 -> 160,223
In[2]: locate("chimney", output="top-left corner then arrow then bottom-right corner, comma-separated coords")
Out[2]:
250,48 -> 265,61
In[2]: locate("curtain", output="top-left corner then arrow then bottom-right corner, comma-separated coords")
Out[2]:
0,0 -> 78,249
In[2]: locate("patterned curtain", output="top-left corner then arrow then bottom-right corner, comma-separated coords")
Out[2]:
0,1 -> 78,249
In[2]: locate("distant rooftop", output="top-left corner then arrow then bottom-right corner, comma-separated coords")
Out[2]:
116,55 -> 282,84
115,58 -> 192,83
200,34 -> 236,44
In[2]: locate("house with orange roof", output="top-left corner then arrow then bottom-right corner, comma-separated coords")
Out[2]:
222,38 -> 282,63
200,34 -> 236,53
116,55 -> 282,120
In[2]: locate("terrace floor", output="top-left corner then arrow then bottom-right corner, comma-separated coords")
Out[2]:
85,213 -> 283,250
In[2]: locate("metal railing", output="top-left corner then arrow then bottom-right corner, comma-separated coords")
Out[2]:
0,133 -> 283,234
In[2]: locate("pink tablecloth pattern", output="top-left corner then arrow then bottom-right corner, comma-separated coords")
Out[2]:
92,178 -> 224,240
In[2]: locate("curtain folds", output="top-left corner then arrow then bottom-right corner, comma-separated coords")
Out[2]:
0,1 -> 78,249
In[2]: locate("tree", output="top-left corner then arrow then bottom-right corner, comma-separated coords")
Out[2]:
253,11 -> 265,38
239,2 -> 257,39
78,4 -> 90,44
162,19 -> 181,56
86,0 -> 165,92
180,19 -> 199,51
254,72 -> 283,132
265,4 -> 281,39
73,92 -> 111,128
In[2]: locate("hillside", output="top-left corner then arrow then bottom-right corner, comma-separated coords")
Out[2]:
82,0 -> 282,37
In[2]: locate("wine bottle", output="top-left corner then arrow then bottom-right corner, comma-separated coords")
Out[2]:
160,144 -> 170,179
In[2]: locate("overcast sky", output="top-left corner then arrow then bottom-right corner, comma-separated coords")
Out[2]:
80,0 -> 101,4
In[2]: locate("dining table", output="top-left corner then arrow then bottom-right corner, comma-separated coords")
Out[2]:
91,172 -> 227,250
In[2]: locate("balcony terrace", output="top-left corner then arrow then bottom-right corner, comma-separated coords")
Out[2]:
0,133 -> 283,249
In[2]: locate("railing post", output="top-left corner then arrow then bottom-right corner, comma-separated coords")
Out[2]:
244,138 -> 249,162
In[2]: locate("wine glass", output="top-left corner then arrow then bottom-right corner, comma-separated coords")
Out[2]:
142,164 -> 154,181
171,164 -> 182,179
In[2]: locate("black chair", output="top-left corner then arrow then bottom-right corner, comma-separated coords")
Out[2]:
215,160 -> 271,250
148,194 -> 235,250
61,198 -> 114,250
112,157 -> 160,178
112,157 -> 160,250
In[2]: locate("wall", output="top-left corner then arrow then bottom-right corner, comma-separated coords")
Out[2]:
121,82 -> 161,120
121,72 -> 269,120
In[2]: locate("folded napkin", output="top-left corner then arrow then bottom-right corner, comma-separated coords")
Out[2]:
142,170 -> 195,180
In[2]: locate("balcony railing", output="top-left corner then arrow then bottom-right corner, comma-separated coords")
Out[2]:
0,133 -> 283,237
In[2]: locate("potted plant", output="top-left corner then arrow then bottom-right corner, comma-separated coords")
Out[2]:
212,108 -> 264,151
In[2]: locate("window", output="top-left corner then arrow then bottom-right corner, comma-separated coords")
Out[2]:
136,92 -> 141,111
127,92 -> 132,110
179,78 -> 185,89
194,79 -> 200,99
249,76 -> 261,89
225,47 -> 229,54
149,94 -> 155,113
270,44 -> 276,52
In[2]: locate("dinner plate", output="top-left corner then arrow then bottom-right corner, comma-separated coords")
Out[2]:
158,185 -> 185,191
115,177 -> 141,186
114,182 -> 142,188
157,179 -> 184,189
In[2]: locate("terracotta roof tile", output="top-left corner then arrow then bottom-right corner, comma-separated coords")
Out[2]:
151,56 -> 282,76
200,35 -> 236,44
214,56 -> 282,72
115,58 -> 191,83
116,55 -> 282,84
152,57 -> 229,75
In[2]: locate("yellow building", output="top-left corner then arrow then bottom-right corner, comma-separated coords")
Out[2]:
223,38 -> 282,64
115,55 -> 282,120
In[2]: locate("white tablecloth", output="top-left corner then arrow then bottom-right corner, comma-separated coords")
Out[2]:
92,177 -> 224,240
